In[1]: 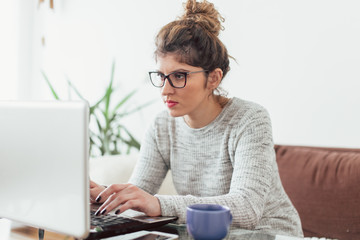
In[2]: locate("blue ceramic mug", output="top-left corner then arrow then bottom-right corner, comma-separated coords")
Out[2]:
186,204 -> 233,240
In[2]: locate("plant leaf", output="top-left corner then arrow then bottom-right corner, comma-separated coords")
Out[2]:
93,114 -> 104,135
120,125 -> 141,150
42,71 -> 60,100
42,62 -> 151,157
90,95 -> 106,115
115,99 -> 156,119
66,76 -> 86,101
111,89 -> 137,115
104,61 -> 116,119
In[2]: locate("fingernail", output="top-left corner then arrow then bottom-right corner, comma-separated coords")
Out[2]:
95,196 -> 101,203
100,209 -> 107,215
95,210 -> 100,216
115,209 -> 120,215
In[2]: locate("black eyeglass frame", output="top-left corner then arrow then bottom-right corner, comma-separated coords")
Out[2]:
148,70 -> 209,89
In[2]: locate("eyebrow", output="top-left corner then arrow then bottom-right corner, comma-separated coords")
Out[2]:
156,69 -> 190,74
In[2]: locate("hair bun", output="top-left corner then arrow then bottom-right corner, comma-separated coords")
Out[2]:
181,0 -> 224,36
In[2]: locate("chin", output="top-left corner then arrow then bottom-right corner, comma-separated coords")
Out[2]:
167,109 -> 185,118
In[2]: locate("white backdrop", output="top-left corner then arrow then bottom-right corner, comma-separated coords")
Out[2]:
0,0 -> 19,100
2,0 -> 360,148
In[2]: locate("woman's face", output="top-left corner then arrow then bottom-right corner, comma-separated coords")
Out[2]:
156,54 -> 213,118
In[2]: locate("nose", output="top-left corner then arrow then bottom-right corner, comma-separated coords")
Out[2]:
161,78 -> 175,96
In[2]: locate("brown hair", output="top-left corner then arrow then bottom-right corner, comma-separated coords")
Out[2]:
155,0 -> 230,92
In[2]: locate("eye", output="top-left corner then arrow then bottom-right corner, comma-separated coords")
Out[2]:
173,72 -> 186,80
154,72 -> 165,81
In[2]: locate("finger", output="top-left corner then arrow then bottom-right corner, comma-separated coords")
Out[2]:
90,188 -> 99,196
95,183 -> 130,203
90,180 -> 98,188
90,188 -> 105,203
97,193 -> 127,215
117,193 -> 161,217
94,194 -> 110,216
90,182 -> 109,208
95,192 -> 123,215
94,184 -> 140,215
98,187 -> 139,215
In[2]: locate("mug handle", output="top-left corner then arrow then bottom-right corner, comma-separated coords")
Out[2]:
229,213 -> 233,224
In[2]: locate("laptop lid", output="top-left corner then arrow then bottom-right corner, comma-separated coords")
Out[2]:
0,101 -> 90,238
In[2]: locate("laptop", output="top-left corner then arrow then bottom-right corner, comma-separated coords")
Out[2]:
0,101 -> 177,240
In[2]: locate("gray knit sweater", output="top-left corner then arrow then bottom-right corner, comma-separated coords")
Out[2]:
129,98 -> 303,237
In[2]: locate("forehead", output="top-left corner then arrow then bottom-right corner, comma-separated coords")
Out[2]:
156,53 -> 198,72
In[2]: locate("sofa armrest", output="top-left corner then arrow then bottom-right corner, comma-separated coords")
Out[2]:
275,145 -> 360,240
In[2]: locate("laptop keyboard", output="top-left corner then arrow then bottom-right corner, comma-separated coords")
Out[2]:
90,211 -> 135,227
86,210 -> 177,240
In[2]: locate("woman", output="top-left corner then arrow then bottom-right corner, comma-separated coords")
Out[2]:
91,0 -> 303,237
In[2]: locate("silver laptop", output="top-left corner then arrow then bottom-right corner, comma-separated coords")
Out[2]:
0,101 -> 90,238
0,101 -> 176,239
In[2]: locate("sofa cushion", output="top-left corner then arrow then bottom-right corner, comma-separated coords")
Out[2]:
89,154 -> 177,195
275,145 -> 360,240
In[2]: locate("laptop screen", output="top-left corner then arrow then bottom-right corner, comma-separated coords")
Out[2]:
0,101 -> 90,238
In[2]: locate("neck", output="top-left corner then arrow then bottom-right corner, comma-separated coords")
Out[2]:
183,96 -> 228,129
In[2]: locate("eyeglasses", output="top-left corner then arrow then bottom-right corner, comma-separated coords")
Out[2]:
148,70 -> 208,88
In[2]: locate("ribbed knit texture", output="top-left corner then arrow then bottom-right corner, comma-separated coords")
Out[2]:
129,98 -> 303,237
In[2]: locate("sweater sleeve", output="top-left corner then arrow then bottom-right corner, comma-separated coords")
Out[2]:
156,108 -> 275,229
128,121 -> 169,195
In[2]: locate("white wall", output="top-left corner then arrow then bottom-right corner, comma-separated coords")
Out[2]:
223,0 -> 360,148
0,0 -> 19,100
6,0 -> 360,148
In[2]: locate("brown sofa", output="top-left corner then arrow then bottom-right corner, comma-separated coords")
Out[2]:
275,145 -> 360,240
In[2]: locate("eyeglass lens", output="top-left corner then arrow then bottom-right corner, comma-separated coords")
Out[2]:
150,72 -> 187,88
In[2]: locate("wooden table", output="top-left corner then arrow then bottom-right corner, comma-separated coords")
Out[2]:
1,219 -> 74,240
2,218 -> 305,240
11,227 -> 75,240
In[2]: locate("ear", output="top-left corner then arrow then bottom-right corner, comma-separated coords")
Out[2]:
207,68 -> 223,90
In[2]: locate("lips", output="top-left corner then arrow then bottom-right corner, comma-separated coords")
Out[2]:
166,100 -> 178,108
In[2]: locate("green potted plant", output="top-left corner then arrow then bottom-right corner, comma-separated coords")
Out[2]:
42,61 -> 153,157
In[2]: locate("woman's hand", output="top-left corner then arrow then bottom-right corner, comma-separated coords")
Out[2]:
94,183 -> 161,217
90,180 -> 107,203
